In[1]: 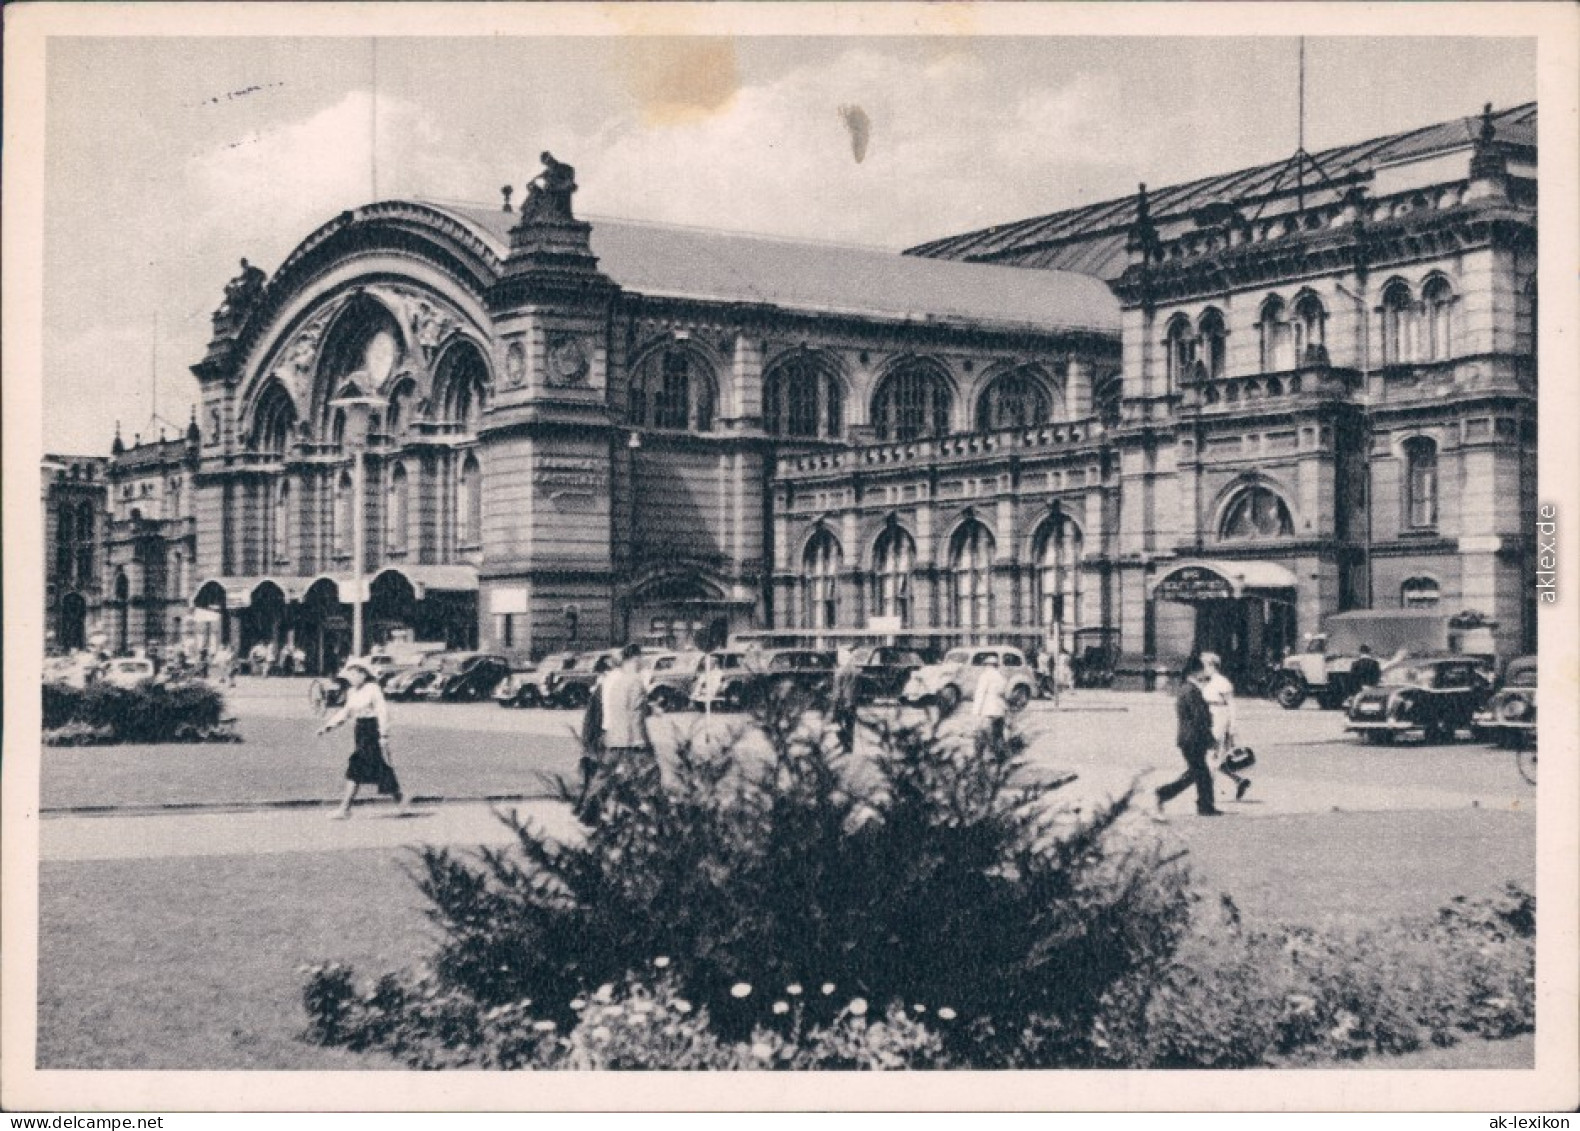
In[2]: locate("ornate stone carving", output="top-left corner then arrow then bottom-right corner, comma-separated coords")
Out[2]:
544,332 -> 589,388
505,341 -> 527,388
519,152 -> 578,224
212,259 -> 267,336
410,298 -> 460,360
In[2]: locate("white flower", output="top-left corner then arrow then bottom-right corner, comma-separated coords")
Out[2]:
912,1003 -> 926,1013
569,998 -> 587,1011
594,983 -> 616,1003
674,999 -> 694,1014
937,1007 -> 957,1021
848,997 -> 869,1017
772,1001 -> 790,1015
751,1041 -> 774,1060
786,983 -> 803,996
821,983 -> 836,996
731,982 -> 753,999
532,1020 -> 557,1032
654,956 -> 671,969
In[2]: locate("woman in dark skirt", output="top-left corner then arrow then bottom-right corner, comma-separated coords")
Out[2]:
317,660 -> 410,819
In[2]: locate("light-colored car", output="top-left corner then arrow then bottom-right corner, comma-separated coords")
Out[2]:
100,656 -> 158,689
690,650 -> 755,711
901,646 -> 1037,713
644,651 -> 707,712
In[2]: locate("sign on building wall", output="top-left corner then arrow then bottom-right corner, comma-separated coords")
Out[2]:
1152,566 -> 1236,603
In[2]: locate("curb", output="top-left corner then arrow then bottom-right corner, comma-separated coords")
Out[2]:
40,792 -> 562,819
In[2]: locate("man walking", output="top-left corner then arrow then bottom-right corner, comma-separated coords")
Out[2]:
831,651 -> 862,754
1156,656 -> 1222,817
1200,652 -> 1251,801
577,644 -> 656,823
972,654 -> 1011,750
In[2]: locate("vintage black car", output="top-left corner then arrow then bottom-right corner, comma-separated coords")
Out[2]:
543,649 -> 622,709
1345,655 -> 1494,744
1069,627 -> 1121,689
692,648 -> 837,711
494,652 -> 577,708
846,646 -> 928,705
383,652 -> 448,700
417,652 -> 513,702
1474,655 -> 1536,749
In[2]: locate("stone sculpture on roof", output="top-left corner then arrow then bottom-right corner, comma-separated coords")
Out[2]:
519,152 -> 578,224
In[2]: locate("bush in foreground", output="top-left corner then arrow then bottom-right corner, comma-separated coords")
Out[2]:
300,708 -> 1535,1068
42,680 -> 237,745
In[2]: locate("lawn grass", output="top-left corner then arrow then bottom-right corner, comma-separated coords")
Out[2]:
36,807 -> 1536,1070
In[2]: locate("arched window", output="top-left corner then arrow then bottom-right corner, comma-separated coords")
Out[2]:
55,502 -> 75,580
314,296 -> 406,436
457,453 -> 482,548
950,520 -> 996,629
632,347 -> 717,432
801,529 -> 842,629
871,363 -> 952,441
275,479 -> 292,566
1165,315 -> 1195,387
1403,437 -> 1438,529
764,354 -> 842,439
976,367 -> 1054,431
1221,485 -> 1294,540
1293,293 -> 1327,366
387,463 -> 409,554
333,470 -> 353,557
1381,281 -> 1415,366
871,525 -> 915,627
1093,369 -> 1123,425
1401,577 -> 1441,609
1198,309 -> 1227,380
77,501 -> 95,586
436,344 -> 490,433
330,408 -> 347,451
1259,296 -> 1294,372
386,378 -> 417,440
1033,515 -> 1083,630
1423,277 -> 1454,362
251,382 -> 297,457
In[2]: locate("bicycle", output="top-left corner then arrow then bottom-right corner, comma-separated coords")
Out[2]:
308,676 -> 347,717
1515,743 -> 1537,786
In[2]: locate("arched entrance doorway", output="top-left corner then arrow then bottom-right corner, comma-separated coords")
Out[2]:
367,570 -> 419,649
300,578 -> 348,675
58,592 -> 88,652
243,581 -> 289,657
1149,560 -> 1298,686
627,574 -> 733,652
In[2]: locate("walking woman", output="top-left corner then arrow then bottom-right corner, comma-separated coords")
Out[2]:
317,659 -> 410,819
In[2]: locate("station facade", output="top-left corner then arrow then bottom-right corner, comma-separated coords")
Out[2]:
53,103 -> 1538,680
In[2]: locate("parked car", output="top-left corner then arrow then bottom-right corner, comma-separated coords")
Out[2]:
1069,627 -> 1121,689
494,652 -> 578,709
901,646 -> 1037,713
419,652 -> 513,702
545,649 -> 622,710
100,656 -> 159,689
689,650 -> 755,712
1344,655 -> 1495,744
384,653 -> 449,700
1474,655 -> 1536,749
755,648 -> 838,707
644,651 -> 707,712
845,646 -> 928,705
1272,610 -> 1498,710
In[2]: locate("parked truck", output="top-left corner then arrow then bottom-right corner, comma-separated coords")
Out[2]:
1267,609 -> 1498,710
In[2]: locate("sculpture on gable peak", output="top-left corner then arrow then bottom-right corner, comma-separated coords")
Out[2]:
518,152 -> 578,224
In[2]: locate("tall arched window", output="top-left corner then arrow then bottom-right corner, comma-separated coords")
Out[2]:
801,529 -> 842,629
976,367 -> 1054,431
1221,485 -> 1294,541
764,354 -> 843,439
251,382 -> 297,456
275,480 -> 292,566
1401,577 -> 1441,609
1165,315 -> 1195,387
871,363 -> 952,441
55,502 -> 75,581
1033,515 -> 1083,630
632,347 -> 717,432
1381,281 -> 1415,366
387,378 -> 417,440
1403,437 -> 1438,529
457,453 -> 482,548
1293,293 -> 1327,365
1259,296 -> 1294,372
871,525 -> 915,626
1093,369 -> 1123,424
950,520 -> 996,629
333,470 -> 354,557
1423,276 -> 1454,362
1198,309 -> 1227,380
387,463 -> 409,554
436,344 -> 490,433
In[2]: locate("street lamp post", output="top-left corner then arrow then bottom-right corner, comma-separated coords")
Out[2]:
330,384 -> 382,660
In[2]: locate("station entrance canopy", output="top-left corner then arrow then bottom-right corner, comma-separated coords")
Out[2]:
1148,560 -> 1297,603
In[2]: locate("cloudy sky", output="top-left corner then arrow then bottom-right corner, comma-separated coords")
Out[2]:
42,33 -> 1534,453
